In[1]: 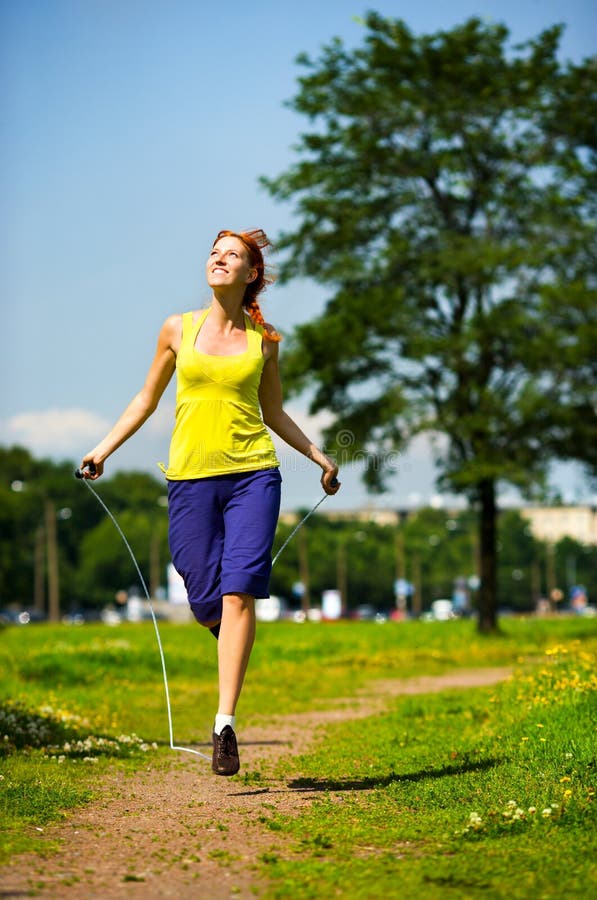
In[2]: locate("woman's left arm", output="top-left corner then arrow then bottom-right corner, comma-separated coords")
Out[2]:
259,340 -> 340,495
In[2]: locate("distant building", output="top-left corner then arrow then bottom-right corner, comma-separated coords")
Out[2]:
281,503 -> 597,546
519,506 -> 597,546
278,507 -> 401,527
321,507 -> 401,527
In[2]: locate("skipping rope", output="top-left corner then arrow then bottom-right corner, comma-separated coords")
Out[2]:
75,465 -> 335,761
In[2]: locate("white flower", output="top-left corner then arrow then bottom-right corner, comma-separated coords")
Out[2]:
541,808 -> 552,817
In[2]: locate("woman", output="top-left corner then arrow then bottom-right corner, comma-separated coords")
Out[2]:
80,228 -> 340,776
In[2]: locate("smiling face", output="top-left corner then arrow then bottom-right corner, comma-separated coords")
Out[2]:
206,236 -> 257,294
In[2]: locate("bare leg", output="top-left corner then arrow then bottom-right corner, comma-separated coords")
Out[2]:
217,592 -> 256,716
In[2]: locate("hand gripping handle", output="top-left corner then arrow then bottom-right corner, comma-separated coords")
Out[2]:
75,462 -> 97,479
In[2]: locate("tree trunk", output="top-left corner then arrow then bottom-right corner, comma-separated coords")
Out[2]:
45,498 -> 60,624
412,554 -> 422,618
337,539 -> 347,616
298,528 -> 311,613
34,525 -> 45,614
149,530 -> 160,599
476,478 -> 498,633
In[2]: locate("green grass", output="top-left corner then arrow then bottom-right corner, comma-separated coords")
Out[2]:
258,636 -> 597,898
0,615 -> 595,896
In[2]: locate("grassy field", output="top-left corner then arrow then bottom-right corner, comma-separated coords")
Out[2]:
1,615 -> 595,896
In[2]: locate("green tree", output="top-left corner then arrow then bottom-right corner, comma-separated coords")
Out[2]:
270,509 -> 482,615
401,508 -> 478,611
69,470 -> 170,609
262,15 -> 597,632
0,447 -> 91,615
271,515 -> 396,612
553,536 -> 596,606
0,446 -> 169,616
76,510 -> 168,608
496,510 -> 536,611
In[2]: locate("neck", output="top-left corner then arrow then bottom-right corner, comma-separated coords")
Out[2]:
209,293 -> 246,331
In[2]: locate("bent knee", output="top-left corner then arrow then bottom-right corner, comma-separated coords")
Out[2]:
222,592 -> 255,611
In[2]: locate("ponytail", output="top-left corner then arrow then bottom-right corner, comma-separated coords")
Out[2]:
244,297 -> 282,343
213,228 -> 281,342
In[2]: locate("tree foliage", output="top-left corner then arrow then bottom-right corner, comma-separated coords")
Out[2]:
0,446 -> 169,614
262,14 -> 597,631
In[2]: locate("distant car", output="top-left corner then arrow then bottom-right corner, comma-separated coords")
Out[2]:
0,609 -> 19,625
255,595 -> 286,622
0,608 -> 46,625
62,612 -> 86,625
421,600 -> 456,622
101,608 -> 122,626
290,609 -> 307,623
351,604 -> 376,621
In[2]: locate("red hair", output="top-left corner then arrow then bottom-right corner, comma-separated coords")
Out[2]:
213,229 -> 281,342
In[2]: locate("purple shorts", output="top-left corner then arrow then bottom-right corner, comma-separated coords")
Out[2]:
167,468 -> 281,624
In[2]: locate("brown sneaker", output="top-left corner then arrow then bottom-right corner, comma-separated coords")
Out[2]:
211,725 -> 240,776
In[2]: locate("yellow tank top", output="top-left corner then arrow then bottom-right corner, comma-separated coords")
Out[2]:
165,310 -> 279,480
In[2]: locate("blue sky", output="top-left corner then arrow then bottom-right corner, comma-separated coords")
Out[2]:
2,0 -> 595,511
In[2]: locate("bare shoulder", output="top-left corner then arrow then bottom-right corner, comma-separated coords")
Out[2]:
162,313 -> 183,332
159,313 -> 183,352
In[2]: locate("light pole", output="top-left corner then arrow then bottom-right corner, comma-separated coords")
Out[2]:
45,498 -> 59,623
297,527 -> 311,614
150,495 -> 169,599
336,530 -> 366,617
411,554 -> 422,617
337,538 -> 347,616
11,481 -> 71,622
394,523 -> 407,614
43,501 -> 72,623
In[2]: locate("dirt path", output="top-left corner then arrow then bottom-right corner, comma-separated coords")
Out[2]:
1,667 -> 512,899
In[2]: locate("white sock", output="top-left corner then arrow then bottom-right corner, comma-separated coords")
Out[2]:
214,713 -> 235,735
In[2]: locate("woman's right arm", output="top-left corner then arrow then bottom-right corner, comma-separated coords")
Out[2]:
79,315 -> 181,479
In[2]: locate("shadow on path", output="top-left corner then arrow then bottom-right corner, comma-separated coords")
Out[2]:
286,756 -> 502,793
